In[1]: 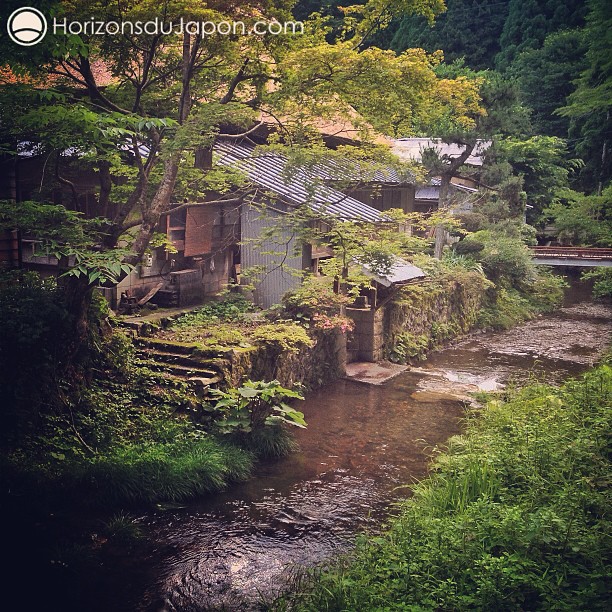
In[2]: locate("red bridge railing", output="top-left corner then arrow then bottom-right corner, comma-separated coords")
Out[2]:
530,246 -> 612,260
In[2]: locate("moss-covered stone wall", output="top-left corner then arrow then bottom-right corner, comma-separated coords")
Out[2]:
223,327 -> 347,390
383,273 -> 488,363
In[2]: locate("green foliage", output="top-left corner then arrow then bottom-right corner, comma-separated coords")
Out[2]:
0,366 -> 256,507
389,332 -> 430,363
282,274 -> 352,320
210,379 -> 306,433
289,363 -> 611,611
103,512 -> 144,545
497,136 -> 582,219
477,270 -> 566,330
509,29 -> 588,138
172,295 -> 255,327
0,271 -> 71,440
460,230 -> 535,288
544,187 -> 612,247
231,422 -> 299,459
441,250 -> 485,274
74,437 -> 252,506
383,0 -> 510,71
251,323 -> 314,353
496,0 -> 587,71
0,200 -> 134,285
582,268 -> 612,299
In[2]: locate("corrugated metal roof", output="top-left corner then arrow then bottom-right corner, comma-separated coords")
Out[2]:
214,140 -> 384,223
312,156 -> 413,185
415,186 -> 440,200
359,256 -> 426,287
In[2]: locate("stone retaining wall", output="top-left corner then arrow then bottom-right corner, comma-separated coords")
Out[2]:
346,273 -> 488,363
225,328 -> 347,390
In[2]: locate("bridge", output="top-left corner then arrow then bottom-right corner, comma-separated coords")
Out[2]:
530,246 -> 612,267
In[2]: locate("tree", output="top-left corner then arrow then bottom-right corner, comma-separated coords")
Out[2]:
509,29 -> 587,138
495,0 -> 587,71
558,0 -> 612,194
497,136 -> 583,221
0,0 -> 483,370
543,186 -> 612,247
416,69 -> 530,254
382,0 -> 511,71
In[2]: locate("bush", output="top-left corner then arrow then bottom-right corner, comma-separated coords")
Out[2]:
171,294 -> 255,327
0,271 -> 72,441
388,331 -> 430,363
462,230 -> 535,288
72,437 -> 253,506
282,274 -> 351,319
582,268 -> 612,299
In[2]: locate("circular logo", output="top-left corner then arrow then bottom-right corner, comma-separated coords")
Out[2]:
7,7 -> 47,46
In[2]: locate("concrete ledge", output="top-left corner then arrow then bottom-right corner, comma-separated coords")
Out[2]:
344,361 -> 408,385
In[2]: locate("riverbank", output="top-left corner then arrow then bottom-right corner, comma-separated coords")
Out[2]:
281,357 -> 611,611
3,286 -> 609,611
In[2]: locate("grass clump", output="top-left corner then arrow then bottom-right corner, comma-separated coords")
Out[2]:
73,437 -> 253,506
285,362 -> 611,611
103,511 -> 144,545
232,422 -> 299,459
1,365 -> 254,509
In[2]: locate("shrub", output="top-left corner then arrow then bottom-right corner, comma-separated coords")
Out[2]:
282,274 -> 351,319
171,294 -> 255,328
251,323 -> 314,353
463,230 -> 535,287
209,379 -> 306,433
388,332 -> 430,363
0,271 -> 71,441
582,268 -> 612,299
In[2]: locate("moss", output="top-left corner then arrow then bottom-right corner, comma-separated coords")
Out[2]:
251,323 -> 314,353
385,272 -> 489,363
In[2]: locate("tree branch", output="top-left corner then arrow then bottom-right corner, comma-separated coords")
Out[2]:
220,59 -> 250,104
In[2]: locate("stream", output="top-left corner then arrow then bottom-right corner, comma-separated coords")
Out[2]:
93,281 -> 612,611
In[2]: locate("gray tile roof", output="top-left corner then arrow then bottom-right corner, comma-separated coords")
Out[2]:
214,140 -> 385,223
312,156 -> 413,185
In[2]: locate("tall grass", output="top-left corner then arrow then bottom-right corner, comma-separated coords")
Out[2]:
281,362 -> 611,611
67,437 -> 253,507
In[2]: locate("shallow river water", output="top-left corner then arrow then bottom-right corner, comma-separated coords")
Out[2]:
99,285 -> 611,612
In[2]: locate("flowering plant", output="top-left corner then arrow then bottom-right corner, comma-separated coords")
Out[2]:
312,313 -> 354,333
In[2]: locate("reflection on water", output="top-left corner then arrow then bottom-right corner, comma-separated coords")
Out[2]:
108,296 -> 611,612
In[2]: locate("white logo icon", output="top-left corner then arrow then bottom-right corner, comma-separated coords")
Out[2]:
7,7 -> 47,46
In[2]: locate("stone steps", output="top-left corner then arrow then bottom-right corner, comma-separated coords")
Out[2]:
131,337 -> 226,394
134,359 -> 221,380
134,349 -> 219,370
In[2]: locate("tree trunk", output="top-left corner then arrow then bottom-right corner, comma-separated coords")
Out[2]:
59,274 -> 95,373
434,174 -> 452,259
